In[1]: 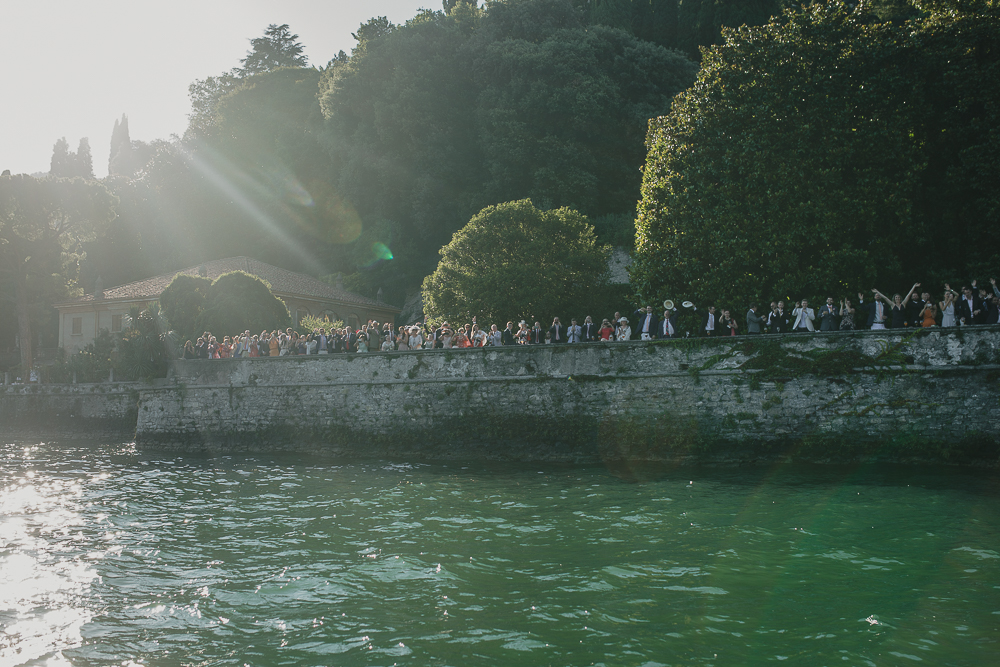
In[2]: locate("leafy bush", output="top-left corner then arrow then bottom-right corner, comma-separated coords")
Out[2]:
195,271 -> 290,336
422,199 -> 610,325
160,274 -> 212,342
116,305 -> 176,380
298,314 -> 344,334
48,329 -> 116,383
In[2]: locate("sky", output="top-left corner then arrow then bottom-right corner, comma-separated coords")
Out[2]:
0,0 -> 430,178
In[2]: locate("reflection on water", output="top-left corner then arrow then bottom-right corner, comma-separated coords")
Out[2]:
1,441 -> 998,666
1,447 -> 100,665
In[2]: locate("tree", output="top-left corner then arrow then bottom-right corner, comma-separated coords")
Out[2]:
318,0 -> 696,299
109,114 -> 134,177
422,199 -> 609,325
117,305 -> 175,379
50,138 -> 94,179
239,24 -> 308,76
630,1 -> 1000,310
0,174 -> 117,370
472,20 -> 697,217
49,138 -> 71,177
159,273 -> 212,342
76,138 -> 94,179
196,271 -> 290,336
186,73 -> 242,138
187,24 -> 309,138
577,0 -> 789,57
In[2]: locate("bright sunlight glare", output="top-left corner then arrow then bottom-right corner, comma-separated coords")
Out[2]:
0,1 -> 427,178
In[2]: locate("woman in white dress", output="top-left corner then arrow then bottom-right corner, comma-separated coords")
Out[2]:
939,284 -> 957,327
396,326 -> 409,351
408,327 -> 424,350
616,317 -> 631,341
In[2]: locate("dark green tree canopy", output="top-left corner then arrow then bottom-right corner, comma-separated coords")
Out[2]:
319,0 -> 696,299
159,273 -> 212,342
575,0 -> 922,58
83,3 -> 698,310
195,271 -> 290,336
422,199 -> 609,325
631,1 -> 1000,310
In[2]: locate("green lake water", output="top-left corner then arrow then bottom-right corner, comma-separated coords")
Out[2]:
1,441 -> 998,666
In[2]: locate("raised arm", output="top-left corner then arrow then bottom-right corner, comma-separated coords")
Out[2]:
900,282 -> 920,307
872,289 -> 893,306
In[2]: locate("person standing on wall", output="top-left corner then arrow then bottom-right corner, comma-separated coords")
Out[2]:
701,305 -> 717,336
660,308 -> 678,339
501,322 -> 516,346
549,317 -> 567,343
791,300 -> 815,332
746,304 -> 766,335
567,319 -> 582,343
632,305 -> 658,341
818,297 -> 839,331
529,321 -> 545,344
768,301 -> 789,334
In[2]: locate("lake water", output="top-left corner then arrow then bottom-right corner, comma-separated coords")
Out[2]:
1,441 -> 998,666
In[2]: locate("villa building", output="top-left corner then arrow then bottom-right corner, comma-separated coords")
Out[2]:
53,257 -> 399,353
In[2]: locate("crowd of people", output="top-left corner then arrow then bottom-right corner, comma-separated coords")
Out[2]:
179,279 -> 1000,358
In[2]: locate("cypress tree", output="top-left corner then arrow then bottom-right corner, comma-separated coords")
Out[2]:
76,138 -> 94,179
50,137 -> 71,177
109,113 -> 133,176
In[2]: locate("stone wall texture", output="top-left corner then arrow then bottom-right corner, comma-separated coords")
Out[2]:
0,382 -> 139,440
126,326 -> 1000,465
4,328 -> 998,465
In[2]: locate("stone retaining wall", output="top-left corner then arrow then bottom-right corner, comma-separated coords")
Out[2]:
0,383 -> 140,441
132,327 -> 1000,465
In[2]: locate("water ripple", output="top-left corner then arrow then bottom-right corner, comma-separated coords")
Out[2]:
1,443 -> 998,665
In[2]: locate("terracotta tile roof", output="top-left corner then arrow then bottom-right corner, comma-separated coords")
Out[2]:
58,257 -> 398,311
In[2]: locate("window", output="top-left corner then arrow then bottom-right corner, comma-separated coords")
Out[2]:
71,317 -> 82,335
111,314 -> 123,333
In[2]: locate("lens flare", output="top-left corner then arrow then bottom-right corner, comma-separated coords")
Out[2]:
372,243 -> 393,261
175,141 -> 324,274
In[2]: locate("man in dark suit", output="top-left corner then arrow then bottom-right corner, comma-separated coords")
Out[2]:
974,281 -> 992,324
529,321 -> 545,344
632,305 -> 659,340
580,316 -> 599,342
659,309 -> 679,338
818,297 -> 839,331
501,322 -> 516,346
957,286 -> 985,325
768,301 -> 789,334
549,317 -> 567,343
858,290 -> 889,329
701,305 -> 718,336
